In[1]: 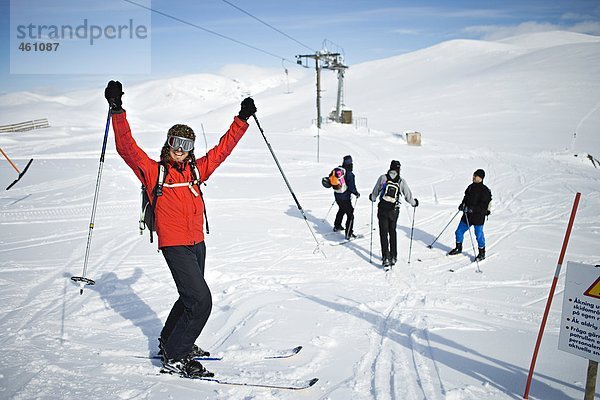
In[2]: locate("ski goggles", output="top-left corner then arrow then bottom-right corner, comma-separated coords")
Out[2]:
167,135 -> 194,152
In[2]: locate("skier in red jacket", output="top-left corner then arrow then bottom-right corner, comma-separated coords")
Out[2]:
105,80 -> 256,378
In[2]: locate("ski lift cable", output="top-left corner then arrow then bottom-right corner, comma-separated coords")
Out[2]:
322,38 -> 346,58
123,0 -> 298,65
220,0 -> 316,53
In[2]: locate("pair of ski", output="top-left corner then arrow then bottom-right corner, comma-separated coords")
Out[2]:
329,233 -> 365,246
447,252 -> 496,272
148,345 -> 318,390
415,252 -> 496,272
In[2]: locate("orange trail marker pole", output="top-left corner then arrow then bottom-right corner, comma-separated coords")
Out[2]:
523,192 -> 581,399
0,147 -> 34,190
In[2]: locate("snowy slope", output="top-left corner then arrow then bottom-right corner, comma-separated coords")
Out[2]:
1,31 -> 599,399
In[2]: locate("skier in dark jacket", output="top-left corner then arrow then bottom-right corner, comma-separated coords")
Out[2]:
333,155 -> 360,240
105,80 -> 256,378
448,169 -> 492,261
369,160 -> 418,268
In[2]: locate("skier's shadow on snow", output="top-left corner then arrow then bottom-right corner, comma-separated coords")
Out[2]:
284,204 -> 375,265
90,268 -> 162,356
296,291 -> 579,399
397,225 -> 453,254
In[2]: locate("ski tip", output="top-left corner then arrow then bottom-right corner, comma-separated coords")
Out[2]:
308,378 -> 319,387
79,289 -> 83,295
293,345 -> 303,354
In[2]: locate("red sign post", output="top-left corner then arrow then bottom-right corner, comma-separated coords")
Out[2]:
523,192 -> 581,399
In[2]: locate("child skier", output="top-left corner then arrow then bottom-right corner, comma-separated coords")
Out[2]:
447,169 -> 492,261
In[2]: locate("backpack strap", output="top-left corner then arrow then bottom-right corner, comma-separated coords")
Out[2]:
190,163 -> 210,234
147,161 -> 211,239
161,162 -> 201,195
149,162 -> 167,243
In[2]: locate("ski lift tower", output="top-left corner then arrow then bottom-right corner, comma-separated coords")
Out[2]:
321,53 -> 348,123
296,50 -> 349,128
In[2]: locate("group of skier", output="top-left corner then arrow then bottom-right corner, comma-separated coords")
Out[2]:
104,79 -> 492,380
326,156 -> 492,269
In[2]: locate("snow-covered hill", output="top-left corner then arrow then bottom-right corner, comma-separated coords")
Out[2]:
1,31 -> 599,399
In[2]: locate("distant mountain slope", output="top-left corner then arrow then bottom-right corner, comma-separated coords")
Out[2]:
1,31 -> 598,154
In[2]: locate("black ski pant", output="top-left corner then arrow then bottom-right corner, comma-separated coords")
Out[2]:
160,242 -> 212,360
377,205 -> 399,261
334,198 -> 354,235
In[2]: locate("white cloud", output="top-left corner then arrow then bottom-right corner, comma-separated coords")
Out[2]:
570,21 -> 600,35
391,28 -> 421,36
464,21 -> 600,40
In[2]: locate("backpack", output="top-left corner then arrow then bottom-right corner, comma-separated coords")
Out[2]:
328,167 -> 347,193
381,179 -> 401,204
139,162 -> 206,243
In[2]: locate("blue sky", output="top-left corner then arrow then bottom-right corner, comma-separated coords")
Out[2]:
1,0 -> 599,94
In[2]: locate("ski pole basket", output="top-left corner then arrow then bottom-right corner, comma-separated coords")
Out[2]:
70,276 -> 96,295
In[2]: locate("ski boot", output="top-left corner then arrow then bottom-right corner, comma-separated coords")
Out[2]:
475,247 -> 486,261
447,242 -> 462,256
159,338 -> 210,360
162,354 -> 214,378
383,257 -> 392,271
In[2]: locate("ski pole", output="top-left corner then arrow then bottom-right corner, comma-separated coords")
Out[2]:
252,114 -> 325,258
463,211 -> 481,273
1,147 -> 34,190
369,199 -> 374,263
427,209 -> 460,249
407,205 -> 416,264
200,123 -> 209,157
321,199 -> 336,223
71,108 -> 111,294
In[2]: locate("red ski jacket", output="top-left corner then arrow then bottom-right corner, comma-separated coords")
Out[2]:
112,112 -> 249,248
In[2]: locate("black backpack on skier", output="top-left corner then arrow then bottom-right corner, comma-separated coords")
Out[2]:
381,179 -> 401,204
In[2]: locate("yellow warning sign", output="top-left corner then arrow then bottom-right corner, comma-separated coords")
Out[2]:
584,276 -> 600,299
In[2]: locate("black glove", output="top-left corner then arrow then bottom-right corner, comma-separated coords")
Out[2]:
104,80 -> 124,113
355,192 -> 361,198
369,193 -> 375,202
463,206 -> 471,213
413,198 -> 419,207
486,210 -> 491,216
238,97 -> 257,121
458,203 -> 464,211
